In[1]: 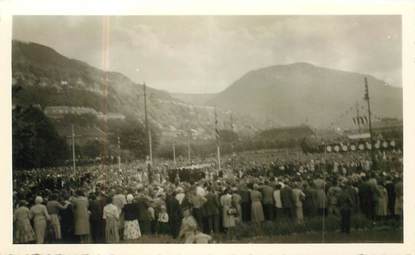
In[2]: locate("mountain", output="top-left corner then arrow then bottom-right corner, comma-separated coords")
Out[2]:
171,93 -> 216,106
207,62 -> 403,129
11,40 -> 257,144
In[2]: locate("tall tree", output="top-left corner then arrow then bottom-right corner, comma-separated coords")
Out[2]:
13,105 -> 69,169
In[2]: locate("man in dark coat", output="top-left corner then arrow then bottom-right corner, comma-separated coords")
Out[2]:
358,177 -> 375,221
202,187 -> 220,234
88,192 -> 105,243
280,182 -> 295,220
166,191 -> 183,238
261,181 -> 275,221
136,192 -> 152,235
338,182 -> 354,234
239,184 -> 251,222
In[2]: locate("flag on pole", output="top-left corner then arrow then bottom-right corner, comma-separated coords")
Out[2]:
353,116 -> 369,126
214,107 -> 220,143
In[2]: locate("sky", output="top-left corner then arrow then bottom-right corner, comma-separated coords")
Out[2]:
12,15 -> 401,93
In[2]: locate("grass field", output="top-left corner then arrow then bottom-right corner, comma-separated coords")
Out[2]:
121,228 -> 403,244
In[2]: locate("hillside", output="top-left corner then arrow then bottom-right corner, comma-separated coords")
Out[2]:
207,62 -> 402,129
11,40 -> 257,143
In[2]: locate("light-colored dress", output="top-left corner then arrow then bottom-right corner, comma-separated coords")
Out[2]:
47,200 -> 65,240
179,215 -> 198,243
30,204 -> 50,244
71,196 -> 90,236
220,194 -> 236,228
292,188 -> 305,224
14,206 -> 35,243
232,193 -> 242,224
103,204 -> 120,243
376,186 -> 388,216
250,190 -> 264,223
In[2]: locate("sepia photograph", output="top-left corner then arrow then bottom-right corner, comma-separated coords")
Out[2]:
10,15 -> 403,245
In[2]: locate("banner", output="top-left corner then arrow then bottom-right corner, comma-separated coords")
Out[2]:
324,139 -> 399,153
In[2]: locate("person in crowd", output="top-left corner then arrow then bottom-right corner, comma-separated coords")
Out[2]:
327,180 -> 342,216
178,207 -> 198,243
280,181 -> 295,220
30,196 -> 51,244
273,183 -> 283,221
136,189 -> 152,235
292,183 -> 306,224
103,196 -> 120,243
14,200 -> 35,244
338,181 -> 354,234
191,187 -> 207,229
375,182 -> 388,221
157,205 -> 169,235
88,192 -> 105,243
250,183 -> 265,234
166,189 -> 183,238
46,193 -> 68,242
359,176 -> 376,221
394,176 -> 403,220
203,186 -> 220,234
112,188 -> 127,239
220,188 -> 236,240
239,183 -> 251,223
71,190 -> 90,243
313,175 -> 327,217
122,194 -> 141,240
302,181 -> 317,217
261,180 -> 275,221
60,192 -> 75,243
231,187 -> 242,225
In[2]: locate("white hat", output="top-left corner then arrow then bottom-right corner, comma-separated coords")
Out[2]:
127,194 -> 134,202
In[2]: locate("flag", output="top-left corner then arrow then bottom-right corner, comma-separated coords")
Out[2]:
214,107 -> 220,143
353,116 -> 368,126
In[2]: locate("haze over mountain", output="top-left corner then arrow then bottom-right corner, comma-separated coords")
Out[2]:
11,40 -> 256,143
11,40 -> 402,140
207,63 -> 402,129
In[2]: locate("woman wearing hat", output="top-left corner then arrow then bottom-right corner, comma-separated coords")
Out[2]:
13,200 -> 35,244
103,196 -> 120,243
178,206 -> 198,243
122,194 -> 141,240
30,196 -> 51,244
250,184 -> 265,228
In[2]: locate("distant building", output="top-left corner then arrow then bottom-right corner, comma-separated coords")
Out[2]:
256,125 -> 314,142
44,106 -> 125,121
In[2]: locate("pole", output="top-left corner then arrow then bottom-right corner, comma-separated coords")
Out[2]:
172,143 -> 176,165
355,102 -> 361,134
143,82 -> 152,162
364,77 -> 375,168
217,145 -> 221,171
71,124 -> 76,172
117,135 -> 121,171
187,132 -> 191,163
149,129 -> 153,163
214,106 -> 221,171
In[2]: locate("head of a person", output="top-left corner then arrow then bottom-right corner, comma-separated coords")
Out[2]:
34,196 -> 43,204
183,207 -> 191,217
76,189 -> 84,197
126,194 -> 134,204
20,200 -> 28,207
106,196 -> 113,205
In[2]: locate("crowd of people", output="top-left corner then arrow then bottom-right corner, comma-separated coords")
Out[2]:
13,148 -> 403,244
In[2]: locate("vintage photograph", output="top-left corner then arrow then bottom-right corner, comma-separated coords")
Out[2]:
11,15 -> 403,244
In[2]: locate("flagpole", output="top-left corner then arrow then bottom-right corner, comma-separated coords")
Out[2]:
117,135 -> 121,171
215,107 -> 221,171
172,142 -> 176,166
71,124 -> 76,172
364,77 -> 375,168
